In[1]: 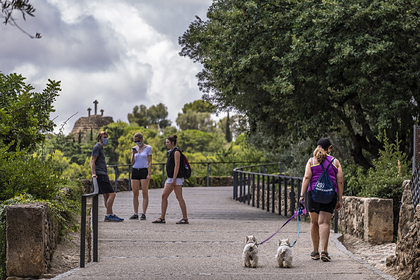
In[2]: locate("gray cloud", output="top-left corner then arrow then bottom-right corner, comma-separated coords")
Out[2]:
0,0 -> 213,134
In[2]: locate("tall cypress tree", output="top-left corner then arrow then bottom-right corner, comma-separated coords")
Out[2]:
226,112 -> 232,142
90,127 -> 93,141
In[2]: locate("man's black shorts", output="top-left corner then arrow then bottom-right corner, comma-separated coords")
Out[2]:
96,174 -> 115,194
131,168 -> 148,180
307,191 -> 337,214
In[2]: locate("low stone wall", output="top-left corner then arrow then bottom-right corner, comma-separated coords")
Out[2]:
242,183 -> 394,244
337,196 -> 393,244
6,203 -> 59,278
386,180 -> 420,280
81,176 -> 234,193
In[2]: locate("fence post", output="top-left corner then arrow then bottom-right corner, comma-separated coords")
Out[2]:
291,178 -> 295,215
128,165 -> 132,191
92,194 -> 98,262
207,163 -> 210,187
113,166 -> 118,193
80,196 -> 87,268
271,176 -> 275,213
239,172 -> 243,202
162,164 -> 165,188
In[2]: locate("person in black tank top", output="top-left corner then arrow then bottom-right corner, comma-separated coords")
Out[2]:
152,134 -> 189,224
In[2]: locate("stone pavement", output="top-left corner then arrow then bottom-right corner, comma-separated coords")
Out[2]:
54,187 -> 396,280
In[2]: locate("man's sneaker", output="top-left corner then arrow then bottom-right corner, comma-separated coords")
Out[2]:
140,213 -> 146,220
311,252 -> 320,260
129,214 -> 139,220
321,251 -> 331,262
104,214 -> 124,222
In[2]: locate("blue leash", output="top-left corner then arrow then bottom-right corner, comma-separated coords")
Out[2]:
257,203 -> 306,246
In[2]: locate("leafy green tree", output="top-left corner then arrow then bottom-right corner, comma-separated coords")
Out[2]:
127,103 -> 171,129
176,110 -> 215,132
147,103 -> 172,129
177,130 -> 226,154
127,105 -> 149,127
180,0 -> 420,169
0,73 -> 61,152
102,121 -> 130,165
181,99 -> 216,114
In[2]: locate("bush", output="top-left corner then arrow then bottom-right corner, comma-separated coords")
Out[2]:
346,136 -> 410,238
0,143 -> 66,201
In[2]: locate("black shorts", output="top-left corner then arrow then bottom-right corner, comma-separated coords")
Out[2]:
131,168 -> 148,180
96,174 -> 115,194
307,191 -> 337,214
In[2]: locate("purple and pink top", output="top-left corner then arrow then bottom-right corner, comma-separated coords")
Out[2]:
308,155 -> 338,192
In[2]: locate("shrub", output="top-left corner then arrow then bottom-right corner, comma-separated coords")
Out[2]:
347,136 -> 410,238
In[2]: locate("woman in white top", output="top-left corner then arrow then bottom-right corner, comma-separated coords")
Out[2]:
130,132 -> 153,220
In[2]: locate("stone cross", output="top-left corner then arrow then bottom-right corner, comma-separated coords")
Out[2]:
87,107 -> 92,117
93,100 -> 98,115
100,109 -> 104,116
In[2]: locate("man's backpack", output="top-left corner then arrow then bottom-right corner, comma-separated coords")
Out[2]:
182,154 -> 191,179
311,158 -> 336,204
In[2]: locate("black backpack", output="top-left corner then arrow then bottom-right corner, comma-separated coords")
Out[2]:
311,158 -> 336,204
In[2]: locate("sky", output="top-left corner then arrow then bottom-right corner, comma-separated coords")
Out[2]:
1,0 -> 215,134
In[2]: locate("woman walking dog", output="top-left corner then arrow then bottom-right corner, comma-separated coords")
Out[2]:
130,132 -> 152,220
299,138 -> 343,262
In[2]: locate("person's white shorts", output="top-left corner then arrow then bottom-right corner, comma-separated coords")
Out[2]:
166,178 -> 185,185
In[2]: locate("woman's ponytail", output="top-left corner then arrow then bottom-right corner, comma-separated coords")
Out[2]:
313,145 -> 328,163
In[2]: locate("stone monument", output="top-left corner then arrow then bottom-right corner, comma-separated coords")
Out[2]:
69,100 -> 114,141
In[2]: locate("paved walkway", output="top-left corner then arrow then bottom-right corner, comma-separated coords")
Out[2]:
54,187 -> 395,280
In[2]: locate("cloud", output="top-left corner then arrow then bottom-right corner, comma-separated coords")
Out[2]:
0,0 -> 213,134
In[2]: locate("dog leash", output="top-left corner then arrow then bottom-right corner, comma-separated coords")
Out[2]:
257,202 -> 307,246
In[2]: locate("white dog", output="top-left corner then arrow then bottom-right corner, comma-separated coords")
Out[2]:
275,238 -> 293,268
242,235 -> 259,268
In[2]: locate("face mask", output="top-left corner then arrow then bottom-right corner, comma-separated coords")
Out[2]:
136,141 -> 143,146
102,138 -> 109,146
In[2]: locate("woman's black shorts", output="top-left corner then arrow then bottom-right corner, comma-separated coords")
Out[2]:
306,191 -> 337,214
131,168 -> 148,180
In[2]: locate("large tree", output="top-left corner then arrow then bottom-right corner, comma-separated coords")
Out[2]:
180,0 -> 420,169
127,103 -> 171,129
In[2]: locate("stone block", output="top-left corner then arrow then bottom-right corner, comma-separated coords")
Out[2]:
364,198 -> 393,244
6,204 -> 46,277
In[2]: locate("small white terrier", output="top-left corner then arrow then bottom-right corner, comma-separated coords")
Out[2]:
275,238 -> 293,268
242,235 -> 259,268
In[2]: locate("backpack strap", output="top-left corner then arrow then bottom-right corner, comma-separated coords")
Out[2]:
324,157 -> 335,171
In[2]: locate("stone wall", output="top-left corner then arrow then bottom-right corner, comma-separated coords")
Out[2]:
69,115 -> 114,141
81,176 -> 234,193
242,183 -> 394,244
337,196 -> 393,244
386,180 -> 420,280
6,203 -> 59,278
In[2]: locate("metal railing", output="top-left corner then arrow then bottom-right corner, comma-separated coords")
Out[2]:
233,163 -> 338,233
108,161 -> 272,192
80,177 -> 99,268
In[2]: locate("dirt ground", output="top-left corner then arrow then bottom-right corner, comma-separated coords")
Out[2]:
48,229 -> 81,275
341,234 -> 400,279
